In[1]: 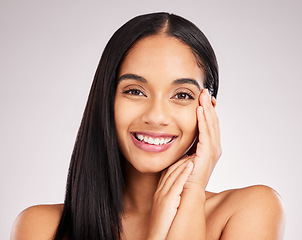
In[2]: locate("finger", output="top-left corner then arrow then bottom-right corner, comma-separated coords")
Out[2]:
206,93 -> 221,153
196,105 -> 210,151
198,89 -> 218,147
199,89 -> 215,127
198,90 -> 222,161
210,95 -> 220,139
212,108 -> 221,147
167,162 -> 194,197
157,157 -> 189,191
158,159 -> 194,195
157,157 -> 191,191
210,96 -> 220,138
211,96 -> 217,108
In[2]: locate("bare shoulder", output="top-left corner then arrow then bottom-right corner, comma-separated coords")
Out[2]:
11,204 -> 64,240
205,185 -> 286,240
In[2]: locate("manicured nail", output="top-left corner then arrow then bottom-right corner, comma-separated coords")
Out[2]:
186,161 -> 193,168
199,106 -> 204,113
203,89 -> 210,101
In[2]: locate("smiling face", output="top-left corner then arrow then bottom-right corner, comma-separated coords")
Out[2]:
114,34 -> 204,173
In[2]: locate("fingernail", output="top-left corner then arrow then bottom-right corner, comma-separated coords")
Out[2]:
186,161 -> 193,168
199,106 -> 204,113
203,89 -> 211,101
207,89 -> 212,100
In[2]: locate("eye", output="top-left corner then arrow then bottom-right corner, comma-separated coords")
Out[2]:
123,88 -> 146,96
173,92 -> 195,100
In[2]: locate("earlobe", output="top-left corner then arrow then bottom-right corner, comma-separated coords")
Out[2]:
211,96 -> 217,108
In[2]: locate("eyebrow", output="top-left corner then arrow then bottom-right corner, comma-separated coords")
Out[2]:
118,74 -> 147,83
118,74 -> 201,90
172,78 -> 201,91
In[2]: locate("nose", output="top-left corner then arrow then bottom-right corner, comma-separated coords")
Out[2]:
141,98 -> 171,127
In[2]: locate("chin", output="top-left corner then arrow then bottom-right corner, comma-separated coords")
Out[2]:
128,153 -> 183,174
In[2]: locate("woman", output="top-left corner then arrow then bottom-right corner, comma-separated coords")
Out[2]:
11,12 -> 285,240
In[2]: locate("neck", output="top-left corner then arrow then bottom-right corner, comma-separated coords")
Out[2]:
123,162 -> 161,215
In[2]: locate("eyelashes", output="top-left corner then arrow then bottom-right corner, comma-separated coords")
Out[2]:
123,88 -> 146,96
122,87 -> 147,97
122,88 -> 195,100
172,91 -> 195,100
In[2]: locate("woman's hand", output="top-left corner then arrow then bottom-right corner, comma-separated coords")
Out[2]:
146,157 -> 194,240
146,89 -> 221,240
164,89 -> 221,240
186,88 -> 221,191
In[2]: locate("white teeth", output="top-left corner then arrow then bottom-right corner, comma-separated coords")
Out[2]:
148,138 -> 154,144
135,133 -> 173,145
154,138 -> 160,145
137,134 -> 144,141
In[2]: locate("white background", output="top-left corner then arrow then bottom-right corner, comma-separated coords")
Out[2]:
1,0 -> 301,239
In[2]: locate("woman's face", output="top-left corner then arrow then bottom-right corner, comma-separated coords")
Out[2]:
114,34 -> 204,173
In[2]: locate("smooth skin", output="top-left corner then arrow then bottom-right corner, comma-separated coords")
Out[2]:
11,35 -> 285,240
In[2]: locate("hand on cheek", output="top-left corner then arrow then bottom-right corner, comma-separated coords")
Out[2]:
146,89 -> 221,238
186,90 -> 216,156
186,88 -> 221,190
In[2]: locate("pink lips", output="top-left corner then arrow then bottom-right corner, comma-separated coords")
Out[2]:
131,132 -> 177,153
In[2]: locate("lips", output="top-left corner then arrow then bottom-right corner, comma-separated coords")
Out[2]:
130,132 -> 177,152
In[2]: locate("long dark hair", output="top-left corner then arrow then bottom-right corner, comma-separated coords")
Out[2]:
54,12 -> 218,240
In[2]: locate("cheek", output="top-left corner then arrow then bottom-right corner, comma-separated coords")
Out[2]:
171,105 -> 198,158
114,96 -> 127,147
114,98 -> 128,143
114,97 -> 133,160
114,97 -> 141,141
175,105 -> 198,139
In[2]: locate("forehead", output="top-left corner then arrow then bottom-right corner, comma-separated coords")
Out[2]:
118,34 -> 204,86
